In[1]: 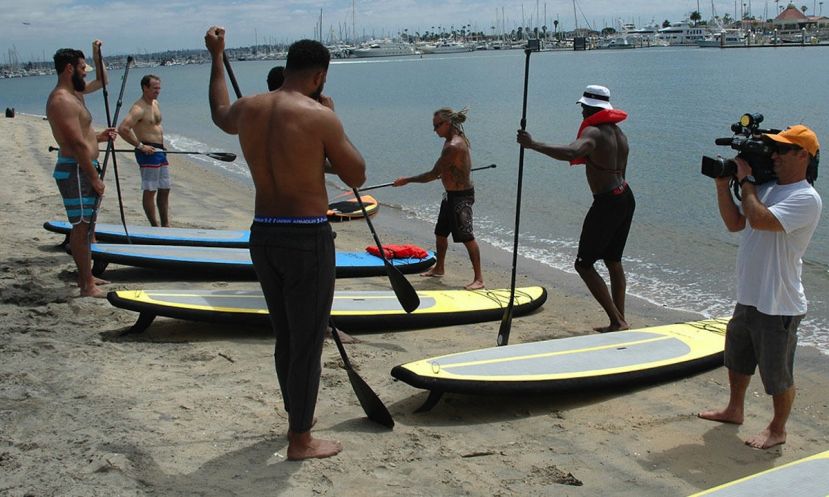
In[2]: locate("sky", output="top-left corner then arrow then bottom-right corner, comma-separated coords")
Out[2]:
1,0 -> 814,63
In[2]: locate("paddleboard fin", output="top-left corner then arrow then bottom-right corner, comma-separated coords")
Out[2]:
127,313 -> 157,334
414,390 -> 444,413
92,260 -> 109,277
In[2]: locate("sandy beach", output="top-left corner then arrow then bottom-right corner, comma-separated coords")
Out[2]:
1,113 -> 828,496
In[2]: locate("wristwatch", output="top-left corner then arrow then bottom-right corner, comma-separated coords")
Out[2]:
739,175 -> 756,186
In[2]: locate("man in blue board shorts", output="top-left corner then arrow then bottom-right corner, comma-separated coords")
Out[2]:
699,124 -> 822,449
207,28 -> 365,460
517,85 -> 634,332
46,40 -> 116,298
118,75 -> 171,226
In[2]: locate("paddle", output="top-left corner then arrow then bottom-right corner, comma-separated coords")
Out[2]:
329,319 -> 394,428
90,53 -> 133,244
52,146 -> 236,163
352,189 -> 420,313
220,50 -> 396,425
331,164 -> 498,200
497,44 -> 534,347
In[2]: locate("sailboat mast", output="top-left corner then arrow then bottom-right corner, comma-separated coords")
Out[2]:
573,0 -> 579,31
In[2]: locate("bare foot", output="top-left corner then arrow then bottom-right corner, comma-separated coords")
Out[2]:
80,285 -> 107,299
420,269 -> 444,278
697,408 -> 744,425
593,322 -> 629,333
93,276 -> 110,285
464,280 -> 485,290
745,428 -> 786,449
286,432 -> 342,461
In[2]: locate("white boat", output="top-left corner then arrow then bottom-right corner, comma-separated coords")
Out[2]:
419,40 -> 474,54
351,40 -> 415,58
597,35 -> 636,49
697,29 -> 746,47
657,20 -> 708,45
619,19 -> 667,46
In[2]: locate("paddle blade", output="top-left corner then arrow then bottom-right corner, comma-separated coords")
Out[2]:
345,368 -> 394,428
384,260 -> 421,313
205,152 -> 237,162
330,321 -> 394,428
352,188 -> 420,313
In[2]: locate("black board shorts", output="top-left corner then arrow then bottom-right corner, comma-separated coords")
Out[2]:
435,188 -> 475,243
576,182 -> 635,266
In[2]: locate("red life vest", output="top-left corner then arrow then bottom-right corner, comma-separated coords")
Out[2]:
366,244 -> 429,260
570,109 -> 628,165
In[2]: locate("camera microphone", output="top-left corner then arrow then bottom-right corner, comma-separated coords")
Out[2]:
714,137 -> 734,146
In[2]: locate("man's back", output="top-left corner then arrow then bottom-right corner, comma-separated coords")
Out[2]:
585,124 -> 628,194
234,89 -> 362,217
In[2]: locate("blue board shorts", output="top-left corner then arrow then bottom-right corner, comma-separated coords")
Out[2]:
53,156 -> 100,224
135,142 -> 170,191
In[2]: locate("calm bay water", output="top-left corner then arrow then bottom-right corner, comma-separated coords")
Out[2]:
3,47 -> 828,353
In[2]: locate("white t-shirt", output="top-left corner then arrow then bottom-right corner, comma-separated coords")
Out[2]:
736,180 -> 822,316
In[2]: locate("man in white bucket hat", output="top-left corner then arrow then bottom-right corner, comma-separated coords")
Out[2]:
517,84 -> 634,332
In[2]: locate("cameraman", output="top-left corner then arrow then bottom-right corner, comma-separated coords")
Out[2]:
699,125 -> 822,449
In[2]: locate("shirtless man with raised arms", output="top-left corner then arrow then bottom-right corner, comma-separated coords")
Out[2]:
205,26 -> 365,460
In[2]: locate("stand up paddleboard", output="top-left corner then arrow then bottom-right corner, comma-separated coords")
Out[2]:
688,449 -> 829,496
89,243 -> 435,278
107,286 -> 547,333
391,318 -> 728,411
44,220 -> 250,247
327,194 -> 378,222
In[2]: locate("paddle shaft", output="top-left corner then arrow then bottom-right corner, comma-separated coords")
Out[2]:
221,53 -> 396,424
497,47 -> 533,347
49,146 -> 236,162
90,54 -> 133,244
358,164 -> 498,193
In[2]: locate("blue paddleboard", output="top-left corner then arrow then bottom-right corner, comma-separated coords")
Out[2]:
89,243 -> 435,278
44,220 -> 249,248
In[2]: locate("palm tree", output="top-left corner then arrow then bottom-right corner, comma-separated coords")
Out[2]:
690,10 -> 702,25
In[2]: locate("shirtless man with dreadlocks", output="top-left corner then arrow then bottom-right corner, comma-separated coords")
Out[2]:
394,107 -> 484,290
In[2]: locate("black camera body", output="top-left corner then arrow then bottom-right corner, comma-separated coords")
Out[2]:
700,113 -> 779,184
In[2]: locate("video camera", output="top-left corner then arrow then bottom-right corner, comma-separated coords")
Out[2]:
700,113 -> 779,185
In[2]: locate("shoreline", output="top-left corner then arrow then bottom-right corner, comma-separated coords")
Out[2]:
2,113 -> 828,496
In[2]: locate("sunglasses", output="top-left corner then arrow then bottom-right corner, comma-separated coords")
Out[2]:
775,144 -> 801,155
433,121 -> 447,130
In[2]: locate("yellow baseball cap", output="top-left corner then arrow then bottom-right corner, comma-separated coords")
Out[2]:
763,125 -> 820,157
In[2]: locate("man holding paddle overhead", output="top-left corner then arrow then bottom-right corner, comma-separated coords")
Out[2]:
117,75 -> 171,227
205,27 -> 365,460
393,107 -> 485,291
517,85 -> 634,333
46,40 -> 116,298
